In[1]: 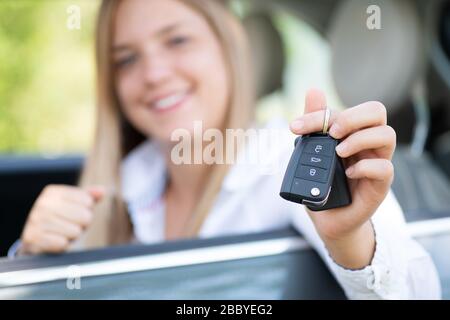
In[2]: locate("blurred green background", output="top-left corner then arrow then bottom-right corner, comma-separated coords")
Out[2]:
0,0 -> 99,155
0,0 -> 338,156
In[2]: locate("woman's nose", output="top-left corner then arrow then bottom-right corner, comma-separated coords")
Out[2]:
141,53 -> 173,86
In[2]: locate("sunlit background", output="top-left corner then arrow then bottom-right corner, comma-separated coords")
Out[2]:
1,0 -> 97,155
0,0 -> 340,156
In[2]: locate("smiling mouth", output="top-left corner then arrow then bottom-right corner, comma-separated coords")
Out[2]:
148,90 -> 191,113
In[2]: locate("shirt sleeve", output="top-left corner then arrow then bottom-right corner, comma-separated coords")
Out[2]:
290,190 -> 442,300
7,239 -> 22,259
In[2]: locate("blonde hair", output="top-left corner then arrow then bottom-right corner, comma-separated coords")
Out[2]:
76,0 -> 255,249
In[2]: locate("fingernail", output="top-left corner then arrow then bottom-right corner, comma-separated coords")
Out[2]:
335,142 -> 348,155
291,120 -> 304,132
329,124 -> 341,138
88,186 -> 108,201
345,166 -> 354,177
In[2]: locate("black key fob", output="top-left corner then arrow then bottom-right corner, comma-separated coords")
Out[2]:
280,133 -> 352,211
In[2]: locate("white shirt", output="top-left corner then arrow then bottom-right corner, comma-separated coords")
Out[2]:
121,119 -> 441,300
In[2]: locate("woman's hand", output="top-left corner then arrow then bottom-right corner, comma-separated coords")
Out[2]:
290,89 -> 396,269
20,185 -> 105,255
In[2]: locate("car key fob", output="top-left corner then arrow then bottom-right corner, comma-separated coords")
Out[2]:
280,133 -> 352,211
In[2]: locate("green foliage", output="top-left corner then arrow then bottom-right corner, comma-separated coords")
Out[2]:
0,0 -> 99,154
0,1 -> 43,151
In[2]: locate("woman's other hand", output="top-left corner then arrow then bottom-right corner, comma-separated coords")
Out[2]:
20,185 -> 105,255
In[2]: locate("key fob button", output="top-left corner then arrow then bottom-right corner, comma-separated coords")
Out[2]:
295,165 -> 328,183
310,188 -> 321,197
291,178 -> 328,200
280,133 -> 352,211
304,141 -> 334,156
300,153 -> 331,170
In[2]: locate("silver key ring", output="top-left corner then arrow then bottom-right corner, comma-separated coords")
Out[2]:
322,108 -> 331,134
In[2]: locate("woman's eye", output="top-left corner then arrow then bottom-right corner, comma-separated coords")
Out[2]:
167,36 -> 190,48
115,54 -> 137,69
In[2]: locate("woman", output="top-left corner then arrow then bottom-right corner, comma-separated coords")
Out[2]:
14,0 -> 440,299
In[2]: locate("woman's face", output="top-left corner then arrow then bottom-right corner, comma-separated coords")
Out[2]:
113,0 -> 230,144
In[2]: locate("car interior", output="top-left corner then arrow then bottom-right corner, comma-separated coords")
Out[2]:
1,0 -> 450,299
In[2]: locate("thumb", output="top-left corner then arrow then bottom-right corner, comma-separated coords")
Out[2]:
86,186 -> 107,203
304,88 -> 327,115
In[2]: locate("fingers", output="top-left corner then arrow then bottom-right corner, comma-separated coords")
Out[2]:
345,158 -> 394,182
304,88 -> 327,114
329,101 -> 387,139
22,230 -> 70,254
86,186 -> 107,202
290,101 -> 388,139
37,197 -> 93,228
290,109 -> 338,134
291,89 -> 329,133
43,185 -> 106,207
41,217 -> 83,240
290,95 -> 395,183
20,184 -> 105,255
336,126 -> 396,160
44,185 -> 94,208
35,233 -> 70,254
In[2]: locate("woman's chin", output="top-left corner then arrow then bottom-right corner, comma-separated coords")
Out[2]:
149,123 -> 197,145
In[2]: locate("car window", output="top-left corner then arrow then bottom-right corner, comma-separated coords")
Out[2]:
256,10 -> 342,123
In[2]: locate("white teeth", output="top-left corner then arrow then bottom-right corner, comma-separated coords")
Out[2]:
152,92 -> 187,110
